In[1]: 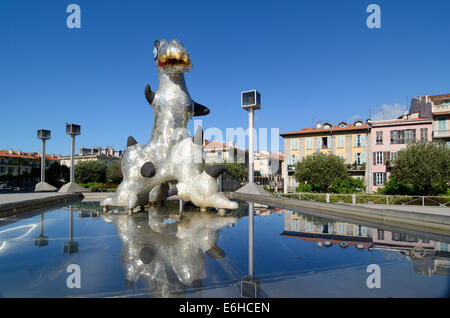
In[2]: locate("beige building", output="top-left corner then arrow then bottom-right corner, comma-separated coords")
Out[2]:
202,140 -> 248,166
280,120 -> 371,193
60,146 -> 122,168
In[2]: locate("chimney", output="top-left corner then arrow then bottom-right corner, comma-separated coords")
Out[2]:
316,121 -> 322,129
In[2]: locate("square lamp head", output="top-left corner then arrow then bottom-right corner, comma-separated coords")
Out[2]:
37,129 -> 51,140
66,123 -> 81,136
241,90 -> 261,110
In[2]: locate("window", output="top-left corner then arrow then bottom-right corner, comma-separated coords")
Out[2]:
354,153 -> 361,165
291,139 -> 298,150
306,138 -> 312,150
337,136 -> 344,148
390,129 -> 416,144
373,172 -> 386,186
375,152 -> 384,165
354,134 -> 365,147
321,137 -> 328,149
420,128 -> 428,141
288,155 -> 297,165
338,154 -> 344,161
376,131 -> 383,145
0,167 -> 5,173
437,117 -> 447,131
355,121 -> 363,127
338,122 -> 347,128
315,137 -> 322,150
390,151 -> 397,162
8,167 -> 14,174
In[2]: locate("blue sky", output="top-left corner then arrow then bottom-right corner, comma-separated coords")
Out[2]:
0,0 -> 449,155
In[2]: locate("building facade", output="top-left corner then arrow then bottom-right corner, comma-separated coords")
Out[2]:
369,117 -> 432,192
0,149 -> 60,177
280,120 -> 371,193
60,146 -> 122,168
428,94 -> 450,147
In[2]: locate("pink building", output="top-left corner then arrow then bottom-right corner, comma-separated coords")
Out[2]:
369,116 -> 432,193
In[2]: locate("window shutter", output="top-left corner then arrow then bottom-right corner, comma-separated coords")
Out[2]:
383,173 -> 387,184
361,134 -> 365,147
353,135 -> 356,147
361,152 -> 365,164
373,173 -> 377,186
373,152 -> 376,165
386,152 -> 390,164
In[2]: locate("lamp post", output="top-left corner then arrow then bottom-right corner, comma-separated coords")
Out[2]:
241,90 -> 261,184
35,129 -> 57,191
59,123 -> 88,193
240,90 -> 261,281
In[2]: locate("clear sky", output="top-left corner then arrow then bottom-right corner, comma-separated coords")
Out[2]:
0,0 -> 449,156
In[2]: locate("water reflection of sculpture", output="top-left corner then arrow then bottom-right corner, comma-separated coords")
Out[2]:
101,39 -> 238,212
102,207 -> 237,297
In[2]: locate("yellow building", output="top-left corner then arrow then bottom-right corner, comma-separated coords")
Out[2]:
280,120 -> 371,193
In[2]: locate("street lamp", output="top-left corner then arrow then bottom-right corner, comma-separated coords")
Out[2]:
241,90 -> 261,185
59,123 -> 88,193
35,129 -> 57,191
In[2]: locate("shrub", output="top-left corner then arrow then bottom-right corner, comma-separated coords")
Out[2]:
74,161 -> 107,184
107,161 -> 123,184
294,152 -> 348,193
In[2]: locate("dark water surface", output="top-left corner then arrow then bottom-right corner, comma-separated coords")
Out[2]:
0,201 -> 448,297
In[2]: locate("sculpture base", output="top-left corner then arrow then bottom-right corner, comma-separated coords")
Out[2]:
58,182 -> 89,193
34,181 -> 57,192
236,182 -> 272,196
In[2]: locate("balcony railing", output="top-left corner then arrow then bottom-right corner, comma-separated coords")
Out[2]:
433,130 -> 450,138
433,104 -> 450,113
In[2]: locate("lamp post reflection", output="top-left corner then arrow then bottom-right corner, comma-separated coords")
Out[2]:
241,201 -> 261,298
34,213 -> 49,247
63,205 -> 78,254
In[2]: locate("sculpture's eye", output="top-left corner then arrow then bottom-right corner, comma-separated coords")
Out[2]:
153,47 -> 158,60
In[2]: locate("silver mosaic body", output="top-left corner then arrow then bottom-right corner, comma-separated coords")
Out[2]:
101,39 -> 238,211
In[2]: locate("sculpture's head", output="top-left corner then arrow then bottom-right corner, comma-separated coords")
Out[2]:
153,39 -> 192,75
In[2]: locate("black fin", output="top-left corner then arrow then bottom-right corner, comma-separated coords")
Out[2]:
140,161 -> 156,178
127,136 -> 137,147
145,84 -> 155,105
168,186 -> 178,197
205,246 -> 226,260
193,102 -> 210,116
205,165 -> 226,178
193,126 -> 203,145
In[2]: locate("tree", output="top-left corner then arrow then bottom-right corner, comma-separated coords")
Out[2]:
294,152 -> 348,193
107,160 -> 123,184
389,141 -> 450,195
46,162 -> 70,187
223,162 -> 247,182
74,161 -> 107,184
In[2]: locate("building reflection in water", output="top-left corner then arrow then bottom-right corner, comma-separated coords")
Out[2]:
282,211 -> 450,277
102,207 -> 237,297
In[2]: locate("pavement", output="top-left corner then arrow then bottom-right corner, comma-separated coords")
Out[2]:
0,191 -> 84,218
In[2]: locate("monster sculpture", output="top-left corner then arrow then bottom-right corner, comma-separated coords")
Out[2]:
100,39 -> 238,211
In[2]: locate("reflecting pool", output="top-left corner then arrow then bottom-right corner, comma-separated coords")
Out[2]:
0,201 -> 448,297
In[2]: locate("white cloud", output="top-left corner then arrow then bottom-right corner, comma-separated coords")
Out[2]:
371,104 -> 408,121
348,114 -> 362,123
